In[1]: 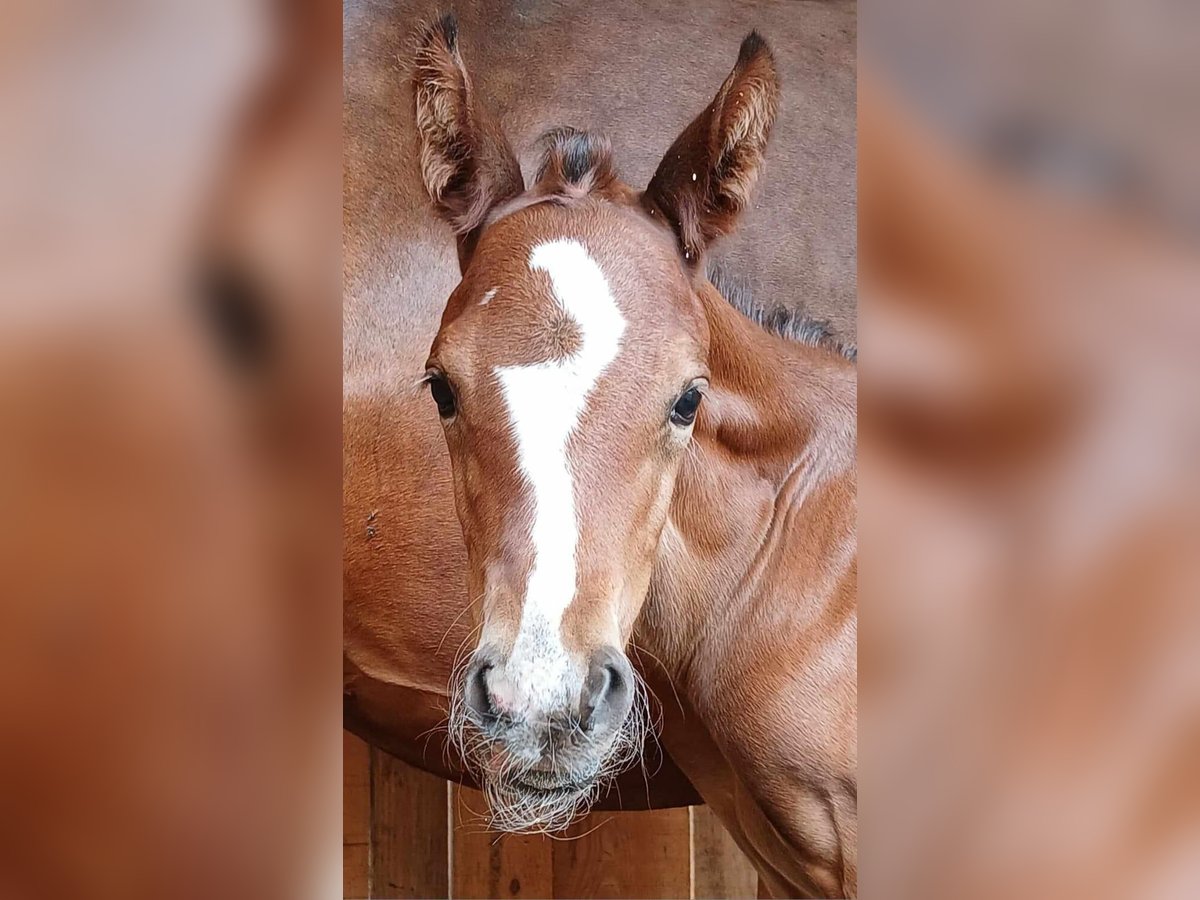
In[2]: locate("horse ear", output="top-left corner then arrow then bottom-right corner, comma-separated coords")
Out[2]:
412,14 -> 524,269
642,32 -> 780,268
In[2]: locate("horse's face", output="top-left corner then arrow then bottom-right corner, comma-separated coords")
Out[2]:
426,198 -> 706,824
412,15 -> 778,829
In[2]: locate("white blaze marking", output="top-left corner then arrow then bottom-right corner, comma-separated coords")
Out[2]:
479,287 -> 498,306
494,239 -> 626,712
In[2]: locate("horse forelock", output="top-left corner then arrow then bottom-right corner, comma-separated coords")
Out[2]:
534,127 -> 619,195
479,129 -> 628,230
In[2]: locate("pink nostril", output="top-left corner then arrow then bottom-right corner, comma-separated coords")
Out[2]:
465,655 -> 519,723
488,675 -> 516,715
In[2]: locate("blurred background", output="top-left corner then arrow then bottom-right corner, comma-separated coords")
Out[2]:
860,1 -> 1200,897
1,0 -> 1197,898
0,1 -> 341,898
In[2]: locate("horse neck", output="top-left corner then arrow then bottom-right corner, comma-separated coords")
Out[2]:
637,280 -> 856,691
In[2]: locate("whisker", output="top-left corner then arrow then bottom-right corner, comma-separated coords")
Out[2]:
628,639 -> 686,719
436,591 -> 487,655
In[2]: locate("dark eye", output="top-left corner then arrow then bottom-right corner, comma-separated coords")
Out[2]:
427,374 -> 457,419
670,386 -> 702,427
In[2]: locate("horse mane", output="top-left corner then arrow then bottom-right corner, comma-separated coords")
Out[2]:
707,262 -> 857,362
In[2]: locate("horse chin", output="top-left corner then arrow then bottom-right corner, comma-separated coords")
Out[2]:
509,767 -> 593,793
482,768 -> 600,834
475,740 -> 614,833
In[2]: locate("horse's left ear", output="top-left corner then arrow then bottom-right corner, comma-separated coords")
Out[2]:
642,32 -> 780,268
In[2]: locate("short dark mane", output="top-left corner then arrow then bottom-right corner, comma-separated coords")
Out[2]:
708,263 -> 856,362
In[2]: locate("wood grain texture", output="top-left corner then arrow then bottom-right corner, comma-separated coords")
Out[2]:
344,732 -> 372,899
369,747 -> 450,898
551,809 -> 691,899
691,806 -> 758,899
344,743 -> 760,899
451,786 -> 554,899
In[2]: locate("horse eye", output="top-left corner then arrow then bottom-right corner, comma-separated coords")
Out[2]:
427,374 -> 457,419
670,386 -> 702,427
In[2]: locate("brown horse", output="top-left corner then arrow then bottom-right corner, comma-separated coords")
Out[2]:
343,1 -> 856,824
400,16 -> 856,897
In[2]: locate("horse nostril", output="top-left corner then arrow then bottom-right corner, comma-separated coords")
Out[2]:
581,668 -> 610,730
465,658 -> 498,725
605,662 -> 623,695
581,648 -> 634,732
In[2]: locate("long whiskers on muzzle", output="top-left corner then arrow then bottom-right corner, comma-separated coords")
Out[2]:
447,661 -> 653,834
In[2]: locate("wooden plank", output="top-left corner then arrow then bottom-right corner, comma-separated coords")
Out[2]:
343,732 -> 372,899
552,808 -> 691,899
451,785 -> 554,899
691,806 -> 758,899
370,747 -> 449,899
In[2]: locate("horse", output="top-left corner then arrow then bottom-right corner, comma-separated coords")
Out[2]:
342,1 -> 857,826
398,16 -> 857,897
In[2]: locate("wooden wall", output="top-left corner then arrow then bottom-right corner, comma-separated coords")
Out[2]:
343,732 -> 759,899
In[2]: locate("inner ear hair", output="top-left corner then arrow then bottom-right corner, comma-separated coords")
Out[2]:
642,31 -> 781,266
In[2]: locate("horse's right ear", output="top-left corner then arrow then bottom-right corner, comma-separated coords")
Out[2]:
412,14 -> 524,269
642,32 -> 780,270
